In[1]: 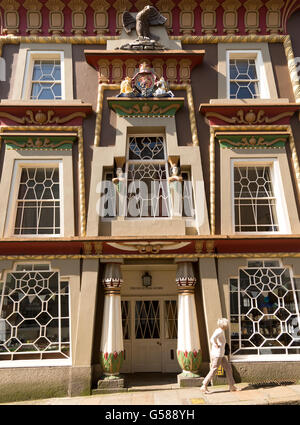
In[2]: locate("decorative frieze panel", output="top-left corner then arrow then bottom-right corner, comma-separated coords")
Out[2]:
1,0 -> 20,35
215,133 -> 289,149
200,0 -> 219,35
222,0 -> 241,34
68,0 -> 87,35
4,134 -> 77,150
178,0 -> 197,35
0,102 -> 92,126
199,103 -> 300,126
179,59 -> 192,83
98,59 -> 110,83
266,0 -> 284,34
0,0 -> 294,36
113,0 -> 132,33
23,0 -> 43,35
244,0 -> 263,34
156,0 -> 174,32
88,51 -> 205,85
45,0 -> 65,35
90,0 -> 110,35
108,98 -> 184,117
111,59 -> 124,83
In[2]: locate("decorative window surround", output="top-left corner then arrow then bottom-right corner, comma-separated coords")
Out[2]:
87,117 -> 209,237
0,148 -> 75,238
220,145 -> 300,235
232,161 -> 281,233
230,158 -> 290,235
228,55 -> 261,99
5,160 -> 64,237
0,258 -> 80,369
218,43 -> 278,100
23,51 -> 64,100
229,259 -> 300,361
0,263 -> 71,363
11,44 -> 73,101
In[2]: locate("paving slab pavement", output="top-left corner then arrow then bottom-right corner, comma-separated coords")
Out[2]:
2,383 -> 300,405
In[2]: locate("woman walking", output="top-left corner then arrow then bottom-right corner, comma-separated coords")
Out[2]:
200,318 -> 239,393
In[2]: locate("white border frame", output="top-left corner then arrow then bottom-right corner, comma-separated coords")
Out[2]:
5,159 -> 64,237
0,260 -> 72,368
229,258 -> 300,363
217,42 -> 278,100
10,43 -> 73,100
230,158 -> 291,235
21,50 -> 65,100
226,50 -> 271,100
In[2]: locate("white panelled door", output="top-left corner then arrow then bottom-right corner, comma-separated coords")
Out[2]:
121,297 -> 180,373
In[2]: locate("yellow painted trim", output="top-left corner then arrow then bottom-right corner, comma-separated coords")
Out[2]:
209,125 -> 300,235
0,252 -> 299,260
94,83 -> 199,147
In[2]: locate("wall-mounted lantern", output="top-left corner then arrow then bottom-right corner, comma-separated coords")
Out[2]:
142,271 -> 152,287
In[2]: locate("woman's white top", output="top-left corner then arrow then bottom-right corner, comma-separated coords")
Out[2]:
210,327 -> 226,358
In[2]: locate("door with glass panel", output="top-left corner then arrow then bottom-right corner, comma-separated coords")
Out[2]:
121,298 -> 180,373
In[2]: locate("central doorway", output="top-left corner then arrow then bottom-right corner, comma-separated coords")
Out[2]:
120,297 -> 180,373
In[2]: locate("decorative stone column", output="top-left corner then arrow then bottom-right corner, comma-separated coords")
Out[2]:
176,261 -> 203,387
98,261 -> 124,390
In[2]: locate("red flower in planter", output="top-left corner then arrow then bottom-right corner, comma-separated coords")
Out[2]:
113,351 -> 118,359
184,350 -> 188,358
104,352 -> 108,360
193,350 -> 198,358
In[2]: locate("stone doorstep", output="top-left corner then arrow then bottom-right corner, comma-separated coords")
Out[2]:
177,373 -> 204,388
92,388 -> 129,395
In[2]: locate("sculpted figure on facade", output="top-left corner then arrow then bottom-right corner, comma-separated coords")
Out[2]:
118,76 -> 135,97
154,76 -> 174,97
117,61 -> 174,98
119,5 -> 168,50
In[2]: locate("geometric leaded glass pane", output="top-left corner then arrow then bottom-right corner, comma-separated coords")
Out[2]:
230,260 -> 300,356
121,300 -> 130,340
14,168 -> 61,235
135,300 -> 160,339
31,60 -> 62,100
0,265 -> 70,360
229,59 -> 259,99
164,300 -> 177,339
126,136 -> 170,218
128,136 -> 165,160
234,166 -> 279,232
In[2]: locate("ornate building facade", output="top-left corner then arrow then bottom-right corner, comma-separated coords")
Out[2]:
0,0 -> 299,401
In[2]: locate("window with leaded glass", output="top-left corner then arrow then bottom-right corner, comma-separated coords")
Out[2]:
229,58 -> 259,99
135,300 -> 160,339
164,300 -> 177,339
233,165 -> 279,232
121,300 -> 130,340
0,264 -> 70,361
126,136 -> 170,218
30,59 -> 62,100
226,50 -> 271,99
13,167 -> 61,236
230,260 -> 300,358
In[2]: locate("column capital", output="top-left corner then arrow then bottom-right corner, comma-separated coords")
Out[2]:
176,261 -> 197,293
102,262 -> 123,294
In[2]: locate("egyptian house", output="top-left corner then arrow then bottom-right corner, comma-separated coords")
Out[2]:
0,0 -> 299,401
